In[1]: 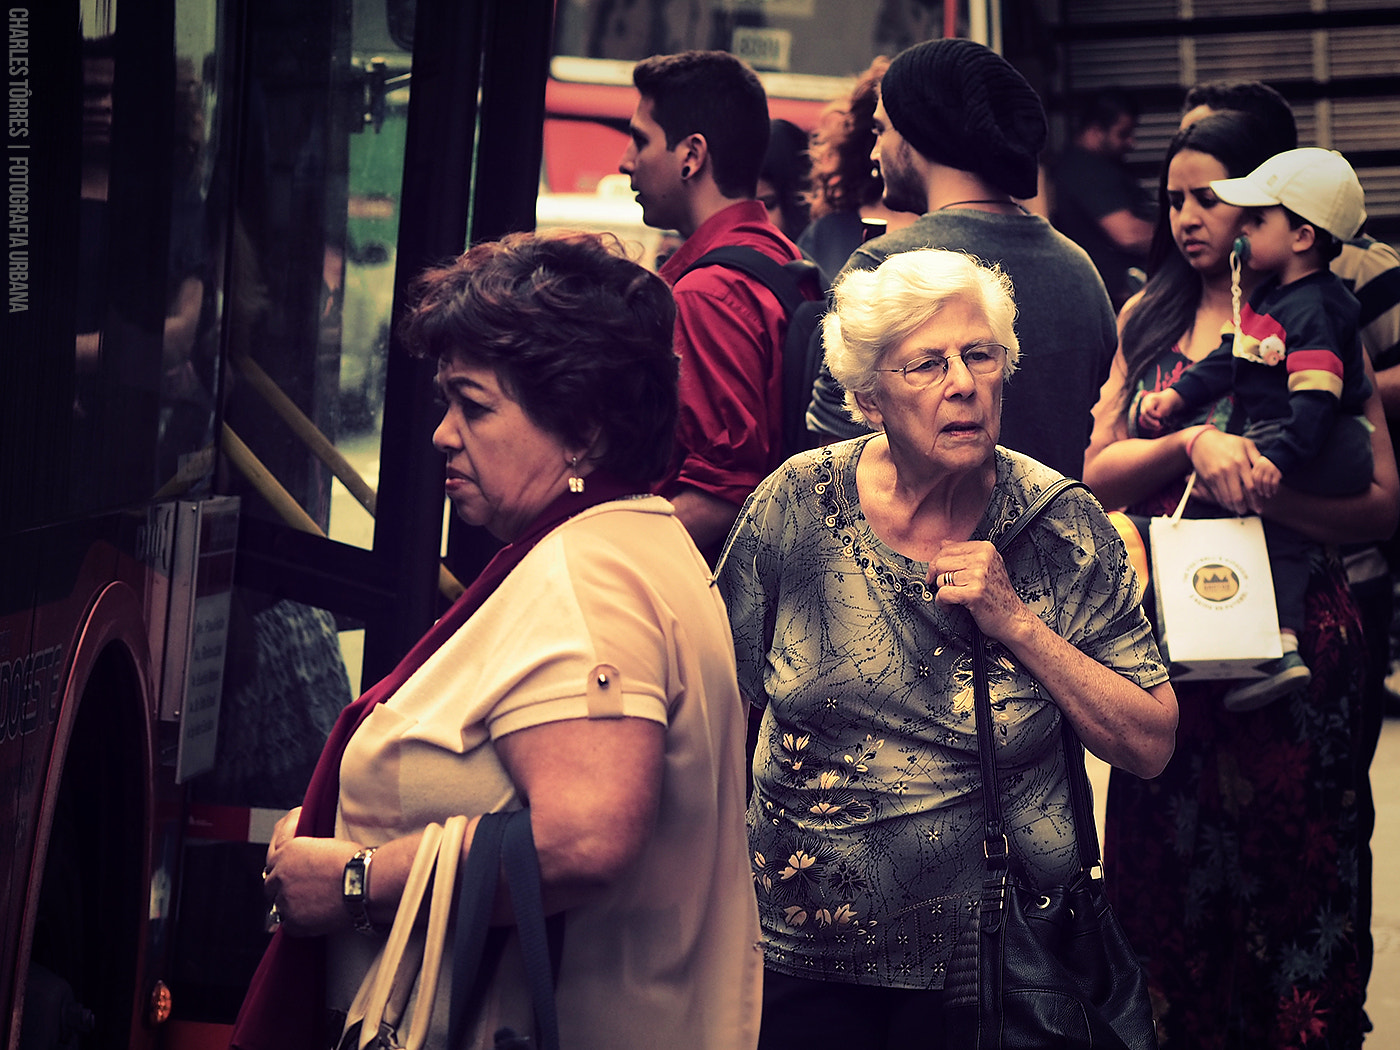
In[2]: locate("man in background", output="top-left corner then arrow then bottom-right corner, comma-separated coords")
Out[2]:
620,50 -> 816,561
1050,87 -> 1154,310
806,38 -> 1117,482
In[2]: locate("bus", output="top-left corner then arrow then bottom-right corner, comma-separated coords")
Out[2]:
4,0 -> 554,1042
3,0 -> 1396,1046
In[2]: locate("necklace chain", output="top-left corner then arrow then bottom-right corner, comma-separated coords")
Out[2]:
937,198 -> 1029,214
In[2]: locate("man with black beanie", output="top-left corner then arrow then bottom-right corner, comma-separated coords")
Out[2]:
806,38 -> 1117,482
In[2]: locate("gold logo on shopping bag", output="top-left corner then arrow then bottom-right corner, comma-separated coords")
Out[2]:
1191,564 -> 1241,603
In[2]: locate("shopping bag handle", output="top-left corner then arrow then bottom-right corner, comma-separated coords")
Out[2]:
1168,473 -> 1196,524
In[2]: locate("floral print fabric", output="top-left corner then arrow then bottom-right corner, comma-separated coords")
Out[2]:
718,438 -> 1168,989
1105,346 -> 1368,1049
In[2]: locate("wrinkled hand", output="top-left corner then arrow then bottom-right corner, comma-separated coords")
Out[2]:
262,807 -> 359,937
928,540 -> 1033,643
1188,428 -> 1268,514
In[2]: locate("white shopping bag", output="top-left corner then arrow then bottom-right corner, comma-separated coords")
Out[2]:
1147,475 -> 1282,681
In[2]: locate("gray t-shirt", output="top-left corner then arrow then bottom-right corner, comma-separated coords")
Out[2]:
717,439 -> 1168,989
807,209 -> 1117,480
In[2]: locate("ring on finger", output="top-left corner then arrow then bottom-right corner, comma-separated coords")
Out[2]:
940,571 -> 956,588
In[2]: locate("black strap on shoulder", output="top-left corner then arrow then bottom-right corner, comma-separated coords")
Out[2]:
993,478 -> 1087,554
682,245 -> 820,315
682,245 -> 824,458
974,477 -> 1102,872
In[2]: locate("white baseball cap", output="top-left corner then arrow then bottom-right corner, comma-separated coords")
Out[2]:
1210,147 -> 1367,241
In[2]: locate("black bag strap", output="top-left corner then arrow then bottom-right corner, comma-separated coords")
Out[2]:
500,810 -> 561,1050
681,245 -> 825,459
971,478 -> 1101,875
448,813 -> 508,1050
447,809 -> 561,1050
681,245 -> 818,316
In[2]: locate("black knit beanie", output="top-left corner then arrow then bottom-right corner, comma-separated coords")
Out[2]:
880,38 -> 1047,200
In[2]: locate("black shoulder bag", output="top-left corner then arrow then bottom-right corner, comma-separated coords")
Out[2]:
943,477 -> 1157,1050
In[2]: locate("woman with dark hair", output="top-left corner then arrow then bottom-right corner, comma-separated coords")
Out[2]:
797,57 -> 917,283
1084,113 -> 1398,1048
236,232 -> 761,1050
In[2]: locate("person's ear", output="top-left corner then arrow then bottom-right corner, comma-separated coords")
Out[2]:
853,387 -> 885,431
1292,222 -> 1317,254
678,134 -> 707,183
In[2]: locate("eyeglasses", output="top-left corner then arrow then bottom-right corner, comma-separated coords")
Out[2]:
875,343 -> 1008,389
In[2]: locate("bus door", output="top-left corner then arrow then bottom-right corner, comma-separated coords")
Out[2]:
3,0 -> 233,1042
164,0 -> 553,1040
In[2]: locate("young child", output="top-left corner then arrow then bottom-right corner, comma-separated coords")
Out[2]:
1136,147 -> 1373,710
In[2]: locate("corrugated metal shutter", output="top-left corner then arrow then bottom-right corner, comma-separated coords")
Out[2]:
1045,1 -> 1400,236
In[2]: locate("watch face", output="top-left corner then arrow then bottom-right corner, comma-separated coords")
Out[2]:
344,859 -> 366,898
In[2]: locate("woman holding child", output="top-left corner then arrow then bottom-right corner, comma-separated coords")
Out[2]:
1084,111 -> 1398,1048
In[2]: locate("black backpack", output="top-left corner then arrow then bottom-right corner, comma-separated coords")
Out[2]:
681,246 -> 827,461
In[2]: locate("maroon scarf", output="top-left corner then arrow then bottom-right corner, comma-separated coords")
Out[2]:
230,471 -> 638,1050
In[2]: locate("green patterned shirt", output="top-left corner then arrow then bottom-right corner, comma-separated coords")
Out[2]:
716,437 -> 1168,989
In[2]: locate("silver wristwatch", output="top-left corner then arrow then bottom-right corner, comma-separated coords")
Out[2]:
342,846 -> 379,935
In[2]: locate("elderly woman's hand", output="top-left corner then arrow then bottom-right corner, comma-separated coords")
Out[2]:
930,537 -> 1177,778
929,540 -> 1035,643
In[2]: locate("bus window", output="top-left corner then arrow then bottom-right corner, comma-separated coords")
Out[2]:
212,1 -> 413,557
536,0 -> 964,255
551,0 -> 943,78
72,16 -> 222,520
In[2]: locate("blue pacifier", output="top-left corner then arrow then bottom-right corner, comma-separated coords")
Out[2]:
1231,235 -> 1250,265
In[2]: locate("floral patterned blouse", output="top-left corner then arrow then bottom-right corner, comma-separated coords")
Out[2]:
716,436 -> 1169,989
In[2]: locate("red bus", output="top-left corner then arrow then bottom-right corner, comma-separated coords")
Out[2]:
4,0 -> 1395,1046
3,0 -> 556,1041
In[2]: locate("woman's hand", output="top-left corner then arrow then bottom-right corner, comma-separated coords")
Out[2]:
930,539 -> 1177,779
1186,427 -> 1268,514
262,811 -> 361,938
929,540 -> 1033,643
266,806 -> 302,861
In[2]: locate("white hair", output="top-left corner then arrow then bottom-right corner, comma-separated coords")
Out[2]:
823,248 -> 1020,426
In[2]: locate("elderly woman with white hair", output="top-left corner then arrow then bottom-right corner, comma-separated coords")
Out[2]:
716,247 -> 1178,1049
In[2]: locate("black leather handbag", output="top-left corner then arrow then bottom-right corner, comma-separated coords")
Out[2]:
943,478 -> 1157,1050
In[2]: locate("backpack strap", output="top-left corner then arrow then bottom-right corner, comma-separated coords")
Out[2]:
681,246 -> 825,458
681,245 -> 819,316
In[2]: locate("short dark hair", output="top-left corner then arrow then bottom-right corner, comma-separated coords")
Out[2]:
1073,87 -> 1139,135
400,232 -> 679,484
632,50 -> 770,199
1282,206 -> 1345,263
761,118 -> 812,239
1183,80 -> 1298,152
